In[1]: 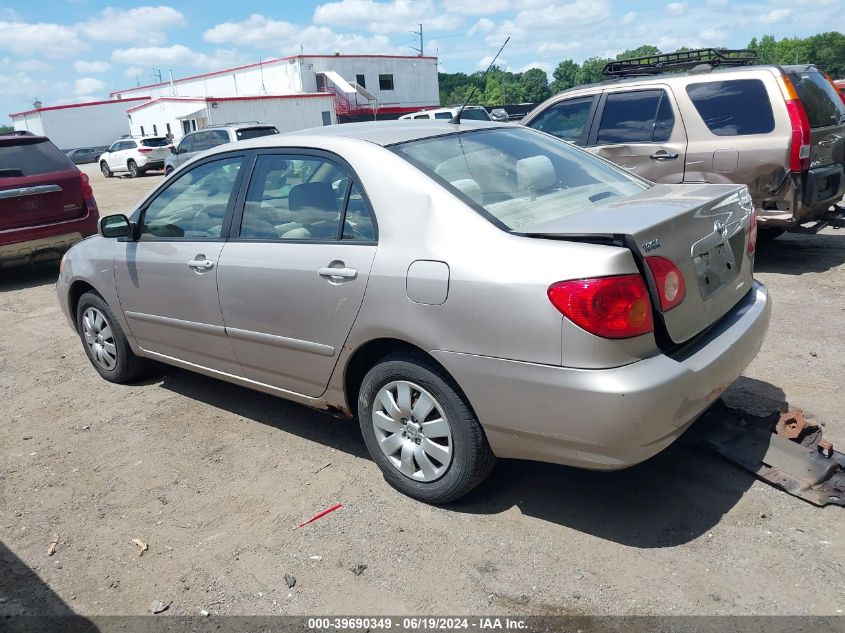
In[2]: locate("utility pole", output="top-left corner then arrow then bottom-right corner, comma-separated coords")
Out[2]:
152,68 -> 162,84
410,23 -> 423,56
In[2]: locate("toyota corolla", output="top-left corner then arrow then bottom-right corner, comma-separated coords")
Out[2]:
57,121 -> 771,503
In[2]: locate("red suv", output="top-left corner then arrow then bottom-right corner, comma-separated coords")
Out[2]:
1,132 -> 99,268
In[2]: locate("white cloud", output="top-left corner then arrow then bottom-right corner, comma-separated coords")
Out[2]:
666,2 -> 688,16
15,59 -> 51,72
759,8 -> 792,24
74,77 -> 106,96
204,14 -> 298,47
478,55 -> 507,69
445,0 -> 511,15
111,45 -> 246,71
468,18 -> 496,35
621,11 -> 637,24
73,60 -> 111,74
699,28 -> 727,43
124,66 -> 144,78
0,20 -> 87,57
313,0 -> 462,33
520,61 -> 552,78
77,6 -> 186,45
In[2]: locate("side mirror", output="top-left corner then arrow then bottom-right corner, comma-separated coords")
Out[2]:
100,214 -> 132,238
170,146 -> 177,154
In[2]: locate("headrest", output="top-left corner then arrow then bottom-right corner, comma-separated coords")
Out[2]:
450,178 -> 483,205
516,155 -> 556,192
289,182 -> 336,212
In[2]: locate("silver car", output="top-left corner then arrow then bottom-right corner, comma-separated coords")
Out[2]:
57,121 -> 771,503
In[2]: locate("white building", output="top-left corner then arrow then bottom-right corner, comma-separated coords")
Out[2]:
111,54 -> 439,119
9,97 -> 150,151
126,94 -> 337,138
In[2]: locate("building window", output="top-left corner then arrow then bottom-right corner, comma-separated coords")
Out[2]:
378,74 -> 394,91
356,74 -> 366,88
321,111 -> 332,126
153,124 -> 158,135
140,125 -> 145,136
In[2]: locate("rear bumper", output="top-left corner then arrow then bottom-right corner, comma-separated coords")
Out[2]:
432,281 -> 771,470
138,158 -> 165,170
756,167 -> 845,227
0,203 -> 98,267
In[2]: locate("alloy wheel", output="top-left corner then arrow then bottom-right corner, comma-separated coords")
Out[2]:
371,380 -> 453,482
82,307 -> 117,371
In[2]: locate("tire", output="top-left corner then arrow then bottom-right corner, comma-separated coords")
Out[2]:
165,166 -> 174,177
76,291 -> 151,383
758,227 -> 786,243
100,161 -> 113,178
127,160 -> 139,178
358,352 -> 495,504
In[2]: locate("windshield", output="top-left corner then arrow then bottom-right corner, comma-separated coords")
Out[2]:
141,137 -> 171,147
236,126 -> 279,140
0,139 -> 75,178
391,127 -> 647,230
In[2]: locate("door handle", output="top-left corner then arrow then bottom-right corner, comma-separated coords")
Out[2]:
187,256 -> 215,271
818,135 -> 841,147
650,150 -> 679,160
318,266 -> 357,280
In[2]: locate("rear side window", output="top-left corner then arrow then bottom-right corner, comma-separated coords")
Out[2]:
597,90 -> 674,144
207,130 -> 230,147
529,96 -> 594,143
686,79 -> 775,136
434,112 -> 452,120
141,137 -> 170,147
236,127 -> 278,140
789,70 -> 845,128
0,139 -> 74,178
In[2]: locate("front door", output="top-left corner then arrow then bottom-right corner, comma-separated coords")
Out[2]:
104,141 -> 123,171
114,153 -> 247,373
588,87 -> 687,183
216,152 -> 377,397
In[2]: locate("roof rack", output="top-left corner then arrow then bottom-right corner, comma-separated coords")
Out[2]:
602,48 -> 758,77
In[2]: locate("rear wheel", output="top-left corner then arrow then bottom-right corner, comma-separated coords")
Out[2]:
100,161 -> 112,178
358,352 -> 495,504
76,292 -> 151,383
127,160 -> 139,178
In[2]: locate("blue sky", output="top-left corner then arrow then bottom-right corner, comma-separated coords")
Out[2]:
2,0 -> 842,121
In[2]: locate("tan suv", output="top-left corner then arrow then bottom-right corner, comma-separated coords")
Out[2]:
522,49 -> 845,237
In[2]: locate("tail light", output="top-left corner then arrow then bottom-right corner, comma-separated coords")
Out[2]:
79,171 -> 93,199
747,208 -> 758,255
548,275 -> 654,339
645,256 -> 686,312
138,147 -> 153,154
777,74 -> 811,172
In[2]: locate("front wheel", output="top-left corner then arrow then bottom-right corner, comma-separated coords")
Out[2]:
76,292 -> 151,383
127,160 -> 139,178
100,161 -> 113,178
358,352 -> 495,504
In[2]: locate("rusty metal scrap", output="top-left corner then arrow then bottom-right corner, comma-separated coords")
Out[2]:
774,409 -> 814,440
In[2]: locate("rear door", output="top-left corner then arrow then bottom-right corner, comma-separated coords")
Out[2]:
788,68 -> 845,170
216,150 -> 377,397
0,137 -> 85,231
588,87 -> 687,183
103,141 -> 121,170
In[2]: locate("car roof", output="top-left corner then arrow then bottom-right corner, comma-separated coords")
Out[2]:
237,119 -> 501,148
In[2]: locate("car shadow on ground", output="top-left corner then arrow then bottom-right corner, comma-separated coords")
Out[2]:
0,541 -> 97,631
156,368 -> 787,549
755,230 -> 845,275
0,262 -> 59,293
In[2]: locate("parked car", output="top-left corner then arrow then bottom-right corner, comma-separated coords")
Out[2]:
489,108 -> 510,122
522,51 -> 845,238
66,147 -> 100,165
57,120 -> 770,503
398,106 -> 491,121
99,136 -> 172,178
165,123 -> 279,176
1,132 -> 99,267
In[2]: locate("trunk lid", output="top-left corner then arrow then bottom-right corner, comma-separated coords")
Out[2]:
520,183 -> 756,345
0,137 -> 85,231
140,137 -> 172,161
787,67 -> 845,169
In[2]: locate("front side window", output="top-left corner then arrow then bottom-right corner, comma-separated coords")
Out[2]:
140,156 -> 243,239
379,74 -> 394,91
192,132 -> 213,153
597,90 -> 674,145
392,127 -> 646,231
686,79 -> 775,136
108,142 -> 120,153
240,154 -> 374,241
528,96 -> 594,143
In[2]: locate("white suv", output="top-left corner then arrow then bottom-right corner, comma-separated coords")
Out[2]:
99,137 -> 172,178
398,106 -> 491,121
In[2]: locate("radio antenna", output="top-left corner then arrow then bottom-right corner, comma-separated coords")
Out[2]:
449,36 -> 509,125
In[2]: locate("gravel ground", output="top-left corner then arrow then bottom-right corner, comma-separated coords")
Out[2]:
1,164 -> 843,617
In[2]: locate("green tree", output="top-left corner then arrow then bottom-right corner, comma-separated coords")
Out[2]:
616,45 -> 661,61
0,124 -> 13,134
551,59 -> 579,92
520,67 -> 551,103
577,57 -> 612,84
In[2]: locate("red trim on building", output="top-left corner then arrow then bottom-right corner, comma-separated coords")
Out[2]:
109,54 -> 438,96
206,94 -> 333,103
9,96 -> 150,118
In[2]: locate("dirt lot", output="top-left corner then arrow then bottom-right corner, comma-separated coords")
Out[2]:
1,163 -> 843,617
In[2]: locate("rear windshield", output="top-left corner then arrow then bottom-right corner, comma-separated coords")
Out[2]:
391,127 -> 646,231
236,126 -> 279,140
141,137 -> 170,147
686,79 -> 775,136
0,139 -> 75,178
788,70 -> 845,128
461,108 -> 491,121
